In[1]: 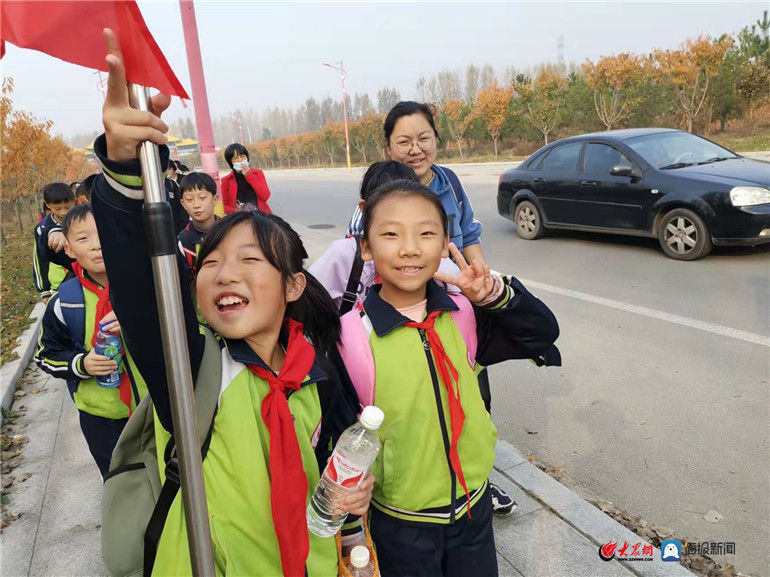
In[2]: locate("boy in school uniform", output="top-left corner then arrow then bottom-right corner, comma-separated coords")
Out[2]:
176,171 -> 219,276
33,182 -> 76,302
34,203 -> 147,477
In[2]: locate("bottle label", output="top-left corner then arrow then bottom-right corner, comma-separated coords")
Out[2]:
325,452 -> 364,488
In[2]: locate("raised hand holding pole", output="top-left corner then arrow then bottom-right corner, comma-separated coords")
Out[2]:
103,29 -> 215,576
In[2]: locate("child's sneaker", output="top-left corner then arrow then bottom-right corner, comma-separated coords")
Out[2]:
490,482 -> 517,515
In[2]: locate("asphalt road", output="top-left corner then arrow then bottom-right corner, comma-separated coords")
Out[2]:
263,163 -> 769,577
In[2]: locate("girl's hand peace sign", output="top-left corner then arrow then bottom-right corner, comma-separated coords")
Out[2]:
433,243 -> 495,304
102,28 -> 171,163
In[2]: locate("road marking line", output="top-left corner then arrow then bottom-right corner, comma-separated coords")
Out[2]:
520,278 -> 770,347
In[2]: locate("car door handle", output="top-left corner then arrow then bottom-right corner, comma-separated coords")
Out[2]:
580,180 -> 597,187
533,177 -> 546,184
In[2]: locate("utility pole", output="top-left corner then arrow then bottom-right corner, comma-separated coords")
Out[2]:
323,61 -> 351,172
179,0 -> 219,188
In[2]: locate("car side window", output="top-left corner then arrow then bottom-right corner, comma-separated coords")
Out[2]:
583,143 -> 632,175
539,142 -> 583,172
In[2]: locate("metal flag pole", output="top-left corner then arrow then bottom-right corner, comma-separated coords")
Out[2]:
128,83 -> 215,577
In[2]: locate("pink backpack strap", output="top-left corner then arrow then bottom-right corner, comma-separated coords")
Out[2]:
448,293 -> 478,370
338,309 -> 376,411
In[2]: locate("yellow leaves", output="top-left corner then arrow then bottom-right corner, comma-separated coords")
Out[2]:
653,35 -> 733,87
1,79 -> 73,203
583,53 -> 649,92
472,83 -> 514,138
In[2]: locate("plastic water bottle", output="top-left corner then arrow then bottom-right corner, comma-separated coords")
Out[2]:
346,545 -> 375,577
306,406 -> 384,537
93,323 -> 123,388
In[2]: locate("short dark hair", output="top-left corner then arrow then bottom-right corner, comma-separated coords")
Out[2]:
75,174 -> 96,201
383,101 -> 439,142
61,203 -> 93,238
224,143 -> 249,169
43,182 -> 75,206
359,161 -> 419,201
362,179 -> 447,240
180,172 -> 217,196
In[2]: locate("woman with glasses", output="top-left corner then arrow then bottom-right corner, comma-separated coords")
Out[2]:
347,102 -> 485,269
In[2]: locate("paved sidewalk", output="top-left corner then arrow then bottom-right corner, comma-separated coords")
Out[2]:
1,363 -> 695,577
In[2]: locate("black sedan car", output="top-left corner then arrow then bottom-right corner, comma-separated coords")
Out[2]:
497,128 -> 770,260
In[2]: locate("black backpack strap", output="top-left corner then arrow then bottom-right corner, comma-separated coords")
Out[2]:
339,236 -> 364,315
142,327 -> 222,577
143,457 -> 181,577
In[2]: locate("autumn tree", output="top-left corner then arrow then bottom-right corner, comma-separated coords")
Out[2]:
518,67 -> 568,145
653,35 -> 733,132
349,115 -> 381,165
440,100 -> 473,159
583,53 -> 648,130
1,77 -> 72,232
471,83 -> 514,157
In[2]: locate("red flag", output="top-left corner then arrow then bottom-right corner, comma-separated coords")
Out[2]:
0,1 -> 189,99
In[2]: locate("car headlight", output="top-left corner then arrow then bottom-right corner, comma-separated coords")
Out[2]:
730,186 -> 770,207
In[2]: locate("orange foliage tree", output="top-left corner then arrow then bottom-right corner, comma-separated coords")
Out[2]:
518,67 -> 568,145
583,53 -> 648,130
471,83 -> 514,157
653,35 -> 733,132
349,115 -> 382,165
441,99 -> 474,159
1,78 -> 72,231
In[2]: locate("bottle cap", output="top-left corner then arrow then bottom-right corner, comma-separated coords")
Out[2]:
359,406 -> 384,430
350,545 -> 370,568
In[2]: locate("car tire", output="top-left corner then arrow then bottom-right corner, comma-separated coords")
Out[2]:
658,208 -> 712,260
513,200 -> 544,240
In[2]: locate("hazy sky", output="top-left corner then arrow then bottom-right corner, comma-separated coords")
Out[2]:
2,1 -> 765,139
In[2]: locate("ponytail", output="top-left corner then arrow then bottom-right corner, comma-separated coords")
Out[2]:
287,271 -> 340,354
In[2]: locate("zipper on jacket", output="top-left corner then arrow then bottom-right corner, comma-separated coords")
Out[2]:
419,328 -> 458,524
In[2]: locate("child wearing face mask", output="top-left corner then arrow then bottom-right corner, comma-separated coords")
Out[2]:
221,143 -> 272,214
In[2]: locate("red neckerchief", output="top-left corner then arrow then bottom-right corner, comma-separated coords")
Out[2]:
71,262 -> 133,416
404,310 -> 471,516
246,319 -> 314,577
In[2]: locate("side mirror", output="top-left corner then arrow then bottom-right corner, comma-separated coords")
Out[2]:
611,164 -> 641,179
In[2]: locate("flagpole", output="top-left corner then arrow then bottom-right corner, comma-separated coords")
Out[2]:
128,84 -> 215,577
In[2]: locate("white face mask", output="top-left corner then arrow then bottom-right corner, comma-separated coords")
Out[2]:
232,159 -> 249,172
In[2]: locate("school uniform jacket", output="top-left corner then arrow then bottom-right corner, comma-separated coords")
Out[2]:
352,280 -> 559,525
91,134 -> 359,576
33,213 -> 74,298
34,274 -> 148,419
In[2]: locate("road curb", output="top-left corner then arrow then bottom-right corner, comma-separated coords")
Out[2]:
493,440 -> 695,577
1,302 -> 45,425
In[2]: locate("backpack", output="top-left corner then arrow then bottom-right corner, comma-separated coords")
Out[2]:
56,278 -> 140,404
338,293 -> 478,409
101,327 -> 340,577
339,236 -> 365,315
101,327 -> 222,577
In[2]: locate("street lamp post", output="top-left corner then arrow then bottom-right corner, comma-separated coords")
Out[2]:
323,61 -> 352,172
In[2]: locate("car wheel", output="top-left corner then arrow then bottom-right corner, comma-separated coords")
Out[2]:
513,200 -> 544,240
658,208 -> 712,260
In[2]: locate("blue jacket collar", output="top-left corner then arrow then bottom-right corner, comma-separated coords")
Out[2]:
362,280 -> 459,337
222,329 -> 327,386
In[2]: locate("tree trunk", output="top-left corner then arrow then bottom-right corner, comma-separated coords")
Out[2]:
27,195 -> 36,225
457,140 -> 464,160
15,201 -> 24,233
492,137 -> 498,157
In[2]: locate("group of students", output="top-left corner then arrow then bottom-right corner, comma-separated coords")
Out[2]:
31,33 -> 560,577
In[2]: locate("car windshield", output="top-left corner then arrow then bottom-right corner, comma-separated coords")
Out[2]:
625,132 -> 738,169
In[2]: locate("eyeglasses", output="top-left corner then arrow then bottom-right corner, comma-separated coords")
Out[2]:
390,135 -> 435,154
